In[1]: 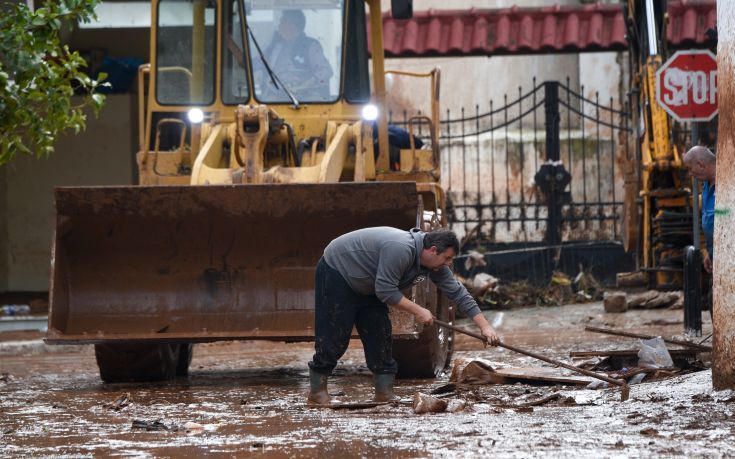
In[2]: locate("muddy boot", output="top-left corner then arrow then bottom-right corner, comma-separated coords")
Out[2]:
306,369 -> 331,406
373,373 -> 398,402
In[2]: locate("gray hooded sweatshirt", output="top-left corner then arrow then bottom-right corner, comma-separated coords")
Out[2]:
323,226 -> 481,319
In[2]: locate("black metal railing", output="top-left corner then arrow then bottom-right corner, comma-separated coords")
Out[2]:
389,79 -> 635,285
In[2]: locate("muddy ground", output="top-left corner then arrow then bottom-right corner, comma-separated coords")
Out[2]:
1,302 -> 732,458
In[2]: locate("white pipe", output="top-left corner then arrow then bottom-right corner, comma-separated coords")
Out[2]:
645,0 -> 658,56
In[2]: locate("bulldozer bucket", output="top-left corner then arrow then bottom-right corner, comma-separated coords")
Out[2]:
47,182 -> 419,343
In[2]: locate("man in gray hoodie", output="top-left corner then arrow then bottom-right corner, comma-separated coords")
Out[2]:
307,227 -> 499,405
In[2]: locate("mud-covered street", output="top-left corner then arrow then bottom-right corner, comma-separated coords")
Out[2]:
1,302 -> 732,457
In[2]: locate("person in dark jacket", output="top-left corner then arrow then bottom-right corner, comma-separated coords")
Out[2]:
307,227 -> 499,405
261,9 -> 332,100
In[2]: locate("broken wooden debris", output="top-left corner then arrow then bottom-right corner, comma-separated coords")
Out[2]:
131,419 -> 170,431
570,349 -> 699,358
104,393 -> 132,411
584,326 -> 712,352
446,399 -> 471,413
449,358 -> 594,386
327,401 -> 395,410
627,290 -> 683,309
413,393 -> 448,414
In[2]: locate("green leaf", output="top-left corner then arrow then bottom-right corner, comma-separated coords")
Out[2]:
0,0 -> 105,163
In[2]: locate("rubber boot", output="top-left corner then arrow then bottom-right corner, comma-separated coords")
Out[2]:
373,373 -> 398,402
306,369 -> 331,406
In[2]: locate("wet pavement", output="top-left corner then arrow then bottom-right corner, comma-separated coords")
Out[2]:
2,302 -> 733,457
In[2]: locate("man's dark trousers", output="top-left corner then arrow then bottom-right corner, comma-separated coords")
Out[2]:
308,257 -> 398,375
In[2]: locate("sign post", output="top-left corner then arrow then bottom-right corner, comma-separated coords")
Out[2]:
656,50 -> 718,337
655,50 -> 718,122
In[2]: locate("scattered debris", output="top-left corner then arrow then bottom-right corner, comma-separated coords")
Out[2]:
131,420 -> 170,431
449,358 -> 594,386
641,319 -> 683,326
327,401 -> 394,410
511,393 -> 562,408
51,402 -> 68,409
464,250 -> 487,271
104,393 -> 132,411
413,393 -> 448,414
627,290 -> 683,309
570,349 -> 698,359
183,421 -> 204,434
584,326 -> 712,352
640,427 -> 659,436
430,383 -> 457,395
571,356 -> 610,371
603,291 -> 628,313
638,337 -> 674,368
461,270 -> 603,309
447,399 -> 471,413
468,273 -> 499,297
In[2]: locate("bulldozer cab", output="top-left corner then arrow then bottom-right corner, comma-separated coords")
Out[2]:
48,0 -> 453,381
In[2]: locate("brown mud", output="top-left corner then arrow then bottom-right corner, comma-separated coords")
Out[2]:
2,302 -> 733,457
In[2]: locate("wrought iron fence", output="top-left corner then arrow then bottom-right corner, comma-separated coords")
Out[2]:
389,79 -> 636,285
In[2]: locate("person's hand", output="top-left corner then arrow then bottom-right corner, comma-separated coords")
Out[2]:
704,254 -> 713,273
414,307 -> 434,325
481,326 -> 499,346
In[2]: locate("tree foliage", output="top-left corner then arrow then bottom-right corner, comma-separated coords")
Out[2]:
0,0 -> 107,165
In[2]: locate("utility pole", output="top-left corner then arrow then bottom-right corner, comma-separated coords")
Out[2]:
713,0 -> 735,389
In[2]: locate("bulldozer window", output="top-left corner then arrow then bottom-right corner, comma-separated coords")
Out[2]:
222,0 -> 250,104
246,4 -> 341,104
155,0 -> 217,106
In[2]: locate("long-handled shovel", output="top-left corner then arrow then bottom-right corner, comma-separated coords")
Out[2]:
433,319 -> 630,401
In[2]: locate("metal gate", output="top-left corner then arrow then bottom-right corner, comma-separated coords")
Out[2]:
390,79 -> 635,285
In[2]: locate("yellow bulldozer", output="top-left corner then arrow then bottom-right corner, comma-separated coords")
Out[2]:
46,0 -> 454,382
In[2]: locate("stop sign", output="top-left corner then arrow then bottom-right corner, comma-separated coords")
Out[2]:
655,50 -> 718,122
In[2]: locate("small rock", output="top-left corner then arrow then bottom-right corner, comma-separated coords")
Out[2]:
413,392 -> 448,414
184,421 -> 204,434
604,291 -> 628,313
640,427 -> 659,436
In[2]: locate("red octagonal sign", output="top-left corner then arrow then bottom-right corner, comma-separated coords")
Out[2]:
656,50 -> 718,122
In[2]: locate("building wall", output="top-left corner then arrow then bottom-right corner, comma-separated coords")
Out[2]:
379,0 -> 589,117
0,164 -> 7,292
1,95 -> 136,291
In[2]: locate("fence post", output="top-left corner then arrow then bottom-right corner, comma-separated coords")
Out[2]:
535,81 -> 570,247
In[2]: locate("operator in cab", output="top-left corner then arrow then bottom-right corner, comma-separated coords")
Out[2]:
261,9 -> 333,100
306,227 -> 499,406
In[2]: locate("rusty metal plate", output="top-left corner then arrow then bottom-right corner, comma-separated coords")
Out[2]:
48,182 -> 418,342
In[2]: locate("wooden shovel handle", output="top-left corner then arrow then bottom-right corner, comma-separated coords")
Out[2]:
433,319 -> 627,388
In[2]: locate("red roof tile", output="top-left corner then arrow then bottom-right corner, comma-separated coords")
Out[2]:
377,1 -> 715,58
666,0 -> 717,46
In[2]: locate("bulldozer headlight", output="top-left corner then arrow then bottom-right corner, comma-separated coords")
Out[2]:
187,108 -> 204,124
362,104 -> 378,121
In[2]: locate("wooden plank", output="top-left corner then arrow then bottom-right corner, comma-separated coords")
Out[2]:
570,349 -> 698,358
491,367 -> 594,386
